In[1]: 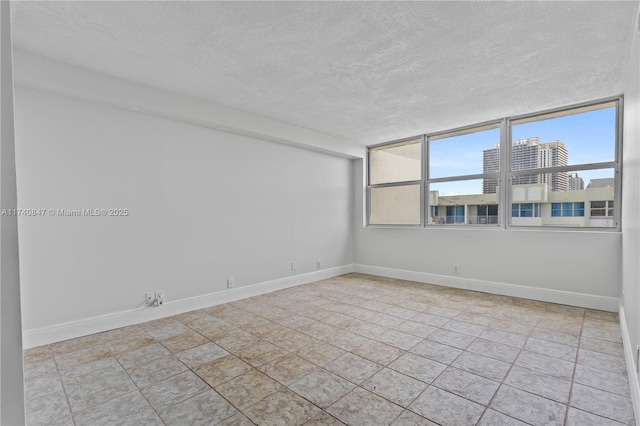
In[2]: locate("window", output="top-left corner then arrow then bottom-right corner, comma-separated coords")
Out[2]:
368,138 -> 422,225
445,206 -> 465,224
590,200 -> 614,217
366,98 -> 621,230
427,124 -> 501,226
512,203 -> 540,218
476,204 -> 499,224
509,100 -> 618,228
369,138 -> 421,185
551,202 -> 585,217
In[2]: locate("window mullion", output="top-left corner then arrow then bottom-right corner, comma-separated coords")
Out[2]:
422,135 -> 428,227
501,118 -> 510,228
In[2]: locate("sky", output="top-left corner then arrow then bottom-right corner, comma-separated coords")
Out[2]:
429,106 -> 616,195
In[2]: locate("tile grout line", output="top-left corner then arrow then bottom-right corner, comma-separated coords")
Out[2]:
97,331 -> 169,425
565,315 -> 634,425
388,301 -> 503,424
562,309 -> 586,426
396,312 -> 479,424
236,303 -> 409,424
181,306 -> 364,424
316,288 -> 537,424
301,319 -> 424,422
101,328 -> 238,425
109,323 -> 257,425
231,287 -> 452,424
475,314 -> 540,426
46,344 -> 77,426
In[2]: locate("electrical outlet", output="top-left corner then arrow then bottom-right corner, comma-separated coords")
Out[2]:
317,259 -> 322,269
291,262 -> 296,271
146,291 -> 164,307
453,264 -> 460,274
154,291 -> 164,306
227,277 -> 234,288
145,292 -> 155,306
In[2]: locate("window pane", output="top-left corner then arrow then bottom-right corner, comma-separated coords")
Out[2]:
590,200 -> 614,218
511,102 -> 615,171
369,184 -> 421,225
475,204 -> 499,224
587,172 -> 615,225
511,203 -> 541,221
428,179 -> 498,225
511,169 -> 614,227
429,125 -> 500,180
370,139 -> 421,185
445,206 -> 465,224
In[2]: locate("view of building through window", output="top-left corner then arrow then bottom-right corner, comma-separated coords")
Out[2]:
368,99 -> 619,228
483,138 -> 570,194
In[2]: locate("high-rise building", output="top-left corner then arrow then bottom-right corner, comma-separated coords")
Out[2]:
482,138 -> 569,193
568,172 -> 585,190
512,138 -> 543,187
539,140 -> 569,191
482,146 -> 500,194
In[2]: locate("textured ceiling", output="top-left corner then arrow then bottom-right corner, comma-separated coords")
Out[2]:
10,1 -> 640,146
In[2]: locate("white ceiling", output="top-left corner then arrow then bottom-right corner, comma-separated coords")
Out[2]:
10,1 -> 640,147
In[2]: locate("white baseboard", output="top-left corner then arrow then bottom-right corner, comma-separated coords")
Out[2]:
619,303 -> 640,426
354,264 -> 619,312
22,264 -> 355,348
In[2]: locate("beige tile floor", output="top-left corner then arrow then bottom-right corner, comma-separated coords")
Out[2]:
23,273 -> 635,425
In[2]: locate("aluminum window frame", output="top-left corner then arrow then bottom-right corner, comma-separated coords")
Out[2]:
365,96 -> 622,231
505,97 -> 622,231
366,135 -> 424,227
425,120 -> 503,228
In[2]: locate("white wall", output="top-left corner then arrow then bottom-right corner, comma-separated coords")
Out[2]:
14,86 -> 354,346
0,1 -> 25,423
621,7 -> 640,423
354,158 -> 621,311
